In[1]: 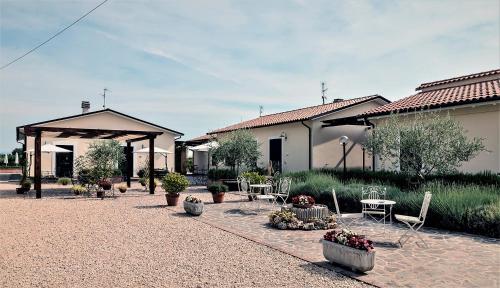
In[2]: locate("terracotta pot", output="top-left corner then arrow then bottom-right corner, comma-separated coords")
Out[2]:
96,191 -> 104,198
166,194 -> 180,206
16,187 -> 26,194
212,192 -> 225,203
119,188 -> 127,193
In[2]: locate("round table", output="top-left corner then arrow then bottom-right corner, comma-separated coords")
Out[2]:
360,199 -> 396,224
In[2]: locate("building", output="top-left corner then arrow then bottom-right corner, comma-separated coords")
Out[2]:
17,108 -> 183,180
364,69 -> 500,173
192,95 -> 390,173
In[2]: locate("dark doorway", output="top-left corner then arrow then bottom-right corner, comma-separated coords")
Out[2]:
269,138 -> 282,173
120,146 -> 134,177
55,145 -> 74,177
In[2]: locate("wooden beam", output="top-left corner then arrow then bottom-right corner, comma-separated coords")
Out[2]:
126,135 -> 151,143
34,130 -> 42,198
149,136 -> 155,194
126,142 -> 132,188
24,126 -> 162,138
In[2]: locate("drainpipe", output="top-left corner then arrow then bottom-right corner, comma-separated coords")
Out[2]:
363,118 -> 376,172
301,121 -> 312,170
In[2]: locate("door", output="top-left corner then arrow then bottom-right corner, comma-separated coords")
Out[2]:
269,138 -> 282,173
55,145 -> 74,177
120,146 -> 133,178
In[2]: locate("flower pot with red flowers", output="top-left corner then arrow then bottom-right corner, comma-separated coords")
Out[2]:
322,229 -> 375,273
99,179 -> 112,191
292,195 -> 315,209
207,183 -> 228,203
184,195 -> 204,216
162,173 -> 189,206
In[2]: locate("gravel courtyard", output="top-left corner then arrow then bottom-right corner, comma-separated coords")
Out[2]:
0,184 -> 368,288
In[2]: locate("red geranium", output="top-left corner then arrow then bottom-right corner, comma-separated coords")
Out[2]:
291,195 -> 315,205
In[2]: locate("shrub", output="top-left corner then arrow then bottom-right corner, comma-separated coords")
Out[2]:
71,185 -> 86,195
57,177 -> 72,185
21,179 -> 31,190
137,169 -> 146,178
207,168 -> 236,180
207,183 -> 228,194
162,173 -> 189,195
240,171 -> 266,184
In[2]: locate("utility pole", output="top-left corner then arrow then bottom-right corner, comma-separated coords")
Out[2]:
321,82 -> 328,104
101,88 -> 110,109
259,105 -> 264,117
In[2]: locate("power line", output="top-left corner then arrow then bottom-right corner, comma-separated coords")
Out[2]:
0,0 -> 109,70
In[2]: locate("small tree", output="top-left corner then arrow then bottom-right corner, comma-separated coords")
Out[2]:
365,112 -> 485,179
211,129 -> 261,174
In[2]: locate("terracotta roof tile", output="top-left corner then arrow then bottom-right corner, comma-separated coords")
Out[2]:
209,95 -> 385,134
417,69 -> 500,90
364,71 -> 500,117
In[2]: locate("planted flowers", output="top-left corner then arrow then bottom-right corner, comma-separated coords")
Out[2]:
324,229 -> 374,252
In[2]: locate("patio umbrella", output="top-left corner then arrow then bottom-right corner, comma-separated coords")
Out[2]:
189,141 -> 219,152
3,154 -> 8,165
27,144 -> 72,176
15,153 -> 19,165
134,147 -> 173,170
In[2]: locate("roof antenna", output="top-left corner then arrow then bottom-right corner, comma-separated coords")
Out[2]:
321,82 -> 328,104
101,88 -> 110,109
259,105 -> 264,117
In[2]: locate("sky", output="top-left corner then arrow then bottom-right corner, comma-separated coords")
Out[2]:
0,0 -> 499,152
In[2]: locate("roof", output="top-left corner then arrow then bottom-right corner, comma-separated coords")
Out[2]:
17,109 -> 183,141
416,69 -> 500,90
186,134 -> 215,142
364,69 -> 500,117
209,95 -> 388,134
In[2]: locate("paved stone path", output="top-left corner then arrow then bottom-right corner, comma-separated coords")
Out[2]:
170,187 -> 500,288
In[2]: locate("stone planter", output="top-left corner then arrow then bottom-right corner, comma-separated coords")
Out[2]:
166,194 -> 180,206
212,192 -> 225,203
283,204 -> 330,222
322,240 -> 375,273
184,201 -> 204,216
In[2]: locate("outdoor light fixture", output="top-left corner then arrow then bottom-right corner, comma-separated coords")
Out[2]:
280,132 -> 287,141
339,136 -> 349,176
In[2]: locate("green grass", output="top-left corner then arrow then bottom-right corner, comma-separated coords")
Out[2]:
284,171 -> 500,238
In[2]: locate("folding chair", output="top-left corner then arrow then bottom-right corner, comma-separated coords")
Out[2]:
331,188 -> 364,229
362,186 -> 387,223
271,177 -> 291,207
395,191 -> 432,247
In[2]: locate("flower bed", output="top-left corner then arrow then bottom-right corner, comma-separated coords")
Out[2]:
292,195 -> 315,208
322,229 -> 375,272
268,210 -> 336,230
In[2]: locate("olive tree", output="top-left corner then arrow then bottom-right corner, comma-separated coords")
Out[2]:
75,140 -> 124,186
365,112 -> 485,179
211,129 -> 261,174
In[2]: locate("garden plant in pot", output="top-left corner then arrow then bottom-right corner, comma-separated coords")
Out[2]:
57,177 -> 72,186
117,183 -> 127,193
17,179 -> 32,194
322,229 -> 375,273
71,185 -> 86,196
207,183 -> 228,203
162,172 -> 189,206
292,195 -> 315,208
184,195 -> 204,216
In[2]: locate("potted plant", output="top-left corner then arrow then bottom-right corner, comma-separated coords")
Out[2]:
322,229 -> 375,272
207,183 -> 228,203
71,185 -> 86,196
183,195 -> 204,216
162,172 -> 189,206
16,179 -> 31,194
57,177 -> 72,186
292,195 -> 315,208
117,183 -> 127,193
99,179 -> 112,191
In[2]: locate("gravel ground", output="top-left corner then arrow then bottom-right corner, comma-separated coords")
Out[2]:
0,184 -> 369,288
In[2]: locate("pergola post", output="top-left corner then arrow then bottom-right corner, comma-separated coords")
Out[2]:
126,142 -> 132,188
149,136 -> 155,194
34,129 -> 42,198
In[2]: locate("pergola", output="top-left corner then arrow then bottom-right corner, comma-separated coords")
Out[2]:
18,126 -> 163,198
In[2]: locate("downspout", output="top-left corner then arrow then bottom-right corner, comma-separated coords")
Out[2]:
301,121 -> 312,170
363,118 -> 376,172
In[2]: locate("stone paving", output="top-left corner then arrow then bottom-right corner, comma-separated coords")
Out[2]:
170,187 -> 500,288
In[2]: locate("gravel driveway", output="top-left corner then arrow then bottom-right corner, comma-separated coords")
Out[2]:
0,186 -> 369,288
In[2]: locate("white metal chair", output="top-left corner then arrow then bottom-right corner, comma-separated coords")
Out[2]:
331,188 -> 364,229
395,191 -> 432,247
270,177 -> 291,207
362,186 -> 387,223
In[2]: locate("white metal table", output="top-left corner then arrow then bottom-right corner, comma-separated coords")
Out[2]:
360,199 -> 396,224
250,184 -> 274,210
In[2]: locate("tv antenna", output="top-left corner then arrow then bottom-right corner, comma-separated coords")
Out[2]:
101,88 -> 110,109
259,105 -> 264,117
321,82 -> 328,104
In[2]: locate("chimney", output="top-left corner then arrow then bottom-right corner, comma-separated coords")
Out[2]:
81,101 -> 90,114
333,98 -> 344,103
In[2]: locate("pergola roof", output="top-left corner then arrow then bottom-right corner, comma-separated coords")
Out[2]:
19,126 -> 162,142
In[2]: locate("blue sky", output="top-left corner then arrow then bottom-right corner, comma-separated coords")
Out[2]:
0,0 -> 499,152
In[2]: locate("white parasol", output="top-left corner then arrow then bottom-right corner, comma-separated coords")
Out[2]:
15,153 -> 19,165
3,154 -> 8,165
